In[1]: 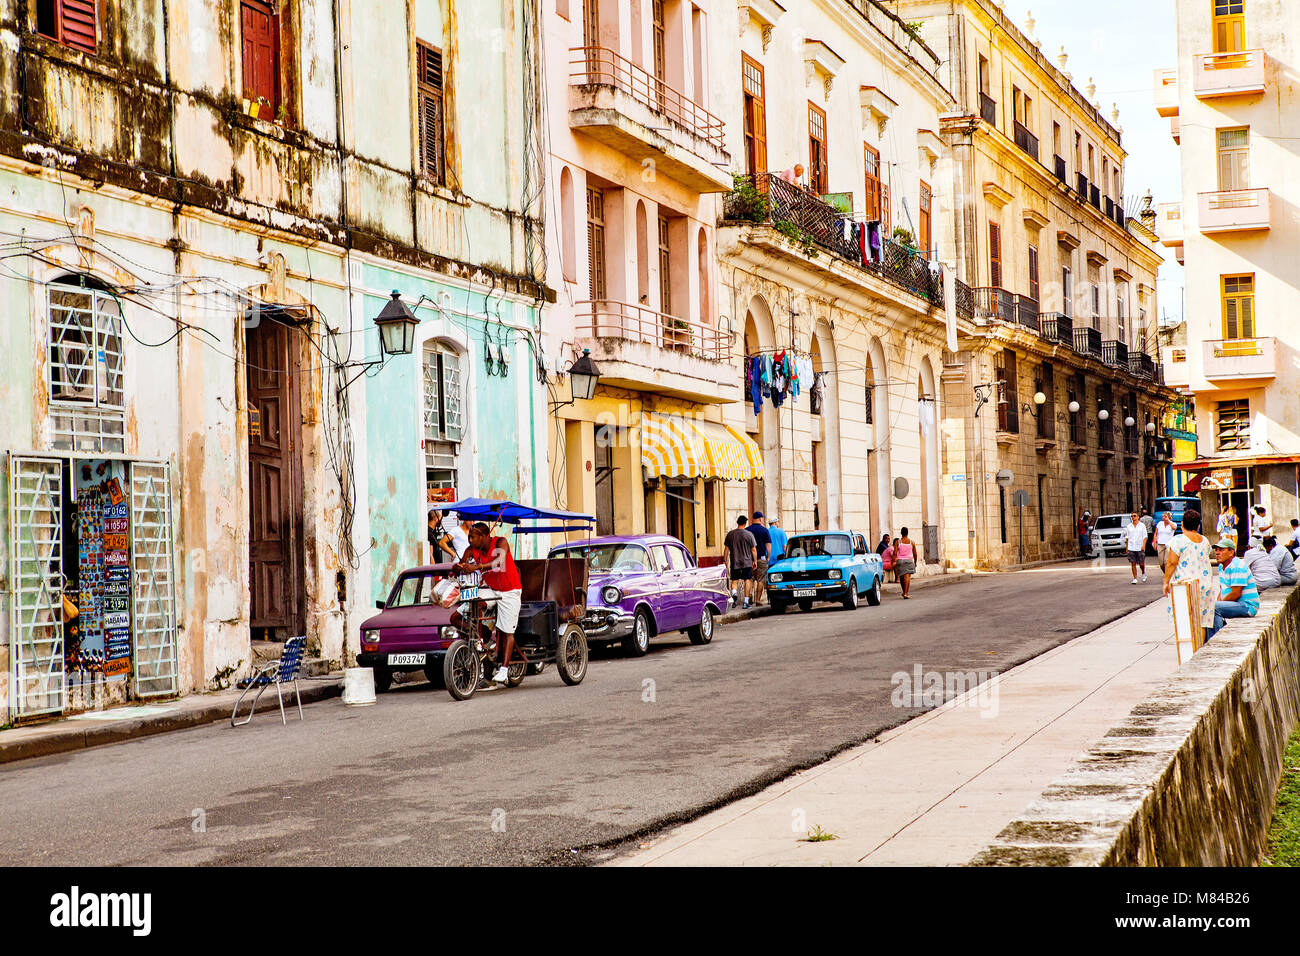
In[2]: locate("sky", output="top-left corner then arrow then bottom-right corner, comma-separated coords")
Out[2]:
1001,0 -> 1186,325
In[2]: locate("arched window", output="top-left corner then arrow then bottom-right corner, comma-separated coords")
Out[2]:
560,167 -> 576,283
423,340 -> 464,492
48,274 -> 125,452
697,227 -> 709,323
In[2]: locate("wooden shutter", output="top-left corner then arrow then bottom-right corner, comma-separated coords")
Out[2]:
863,145 -> 881,222
587,188 -> 606,300
417,43 -> 446,184
1221,274 -> 1255,339
742,55 -> 767,178
53,0 -> 98,53
583,0 -> 600,49
808,103 -> 827,194
658,216 -> 672,315
1213,0 -> 1245,53
919,180 -> 931,256
989,222 -> 1003,289
1028,245 -> 1039,302
240,1 -> 279,110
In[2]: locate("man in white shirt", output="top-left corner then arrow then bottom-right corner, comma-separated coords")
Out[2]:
1125,512 -> 1150,584
1264,535 -> 1299,586
437,511 -> 473,562
1155,511 -> 1178,573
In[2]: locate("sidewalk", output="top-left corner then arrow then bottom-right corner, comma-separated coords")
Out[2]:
0,675 -> 343,765
607,595 -> 1178,866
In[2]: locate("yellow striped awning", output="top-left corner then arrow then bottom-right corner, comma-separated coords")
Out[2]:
641,413 -> 706,479
641,413 -> 765,482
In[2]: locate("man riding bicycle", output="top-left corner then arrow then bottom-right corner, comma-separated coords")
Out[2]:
454,522 -> 524,685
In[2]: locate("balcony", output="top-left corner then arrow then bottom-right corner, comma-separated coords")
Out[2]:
1013,121 -> 1039,161
954,278 -> 975,320
1089,184 -> 1101,211
1102,340 -> 1129,368
1039,312 -> 1073,347
1202,337 -> 1278,383
1192,50 -> 1266,100
979,91 -> 996,125
1073,326 -> 1102,359
569,47 -> 731,192
1014,296 -> 1040,333
974,287 -> 1015,324
573,300 -> 738,404
1157,202 -> 1183,246
1198,188 -> 1272,234
1127,351 -> 1156,380
1162,348 -> 1189,388
1053,155 -> 1067,185
1154,68 -> 1180,116
1076,172 -> 1088,200
722,174 -> 944,305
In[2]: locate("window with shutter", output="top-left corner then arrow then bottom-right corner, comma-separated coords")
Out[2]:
417,42 -> 446,184
1061,266 -> 1072,317
587,188 -> 606,300
1221,274 -> 1255,339
1216,128 -> 1250,192
240,1 -> 280,111
989,222 -> 1002,289
39,0 -> 97,52
1216,399 -> 1250,451
919,181 -> 932,257
1213,0 -> 1245,53
863,145 -> 881,222
808,103 -> 828,195
742,56 -> 767,178
1028,245 -> 1039,303
658,216 -> 672,315
996,348 -> 1018,434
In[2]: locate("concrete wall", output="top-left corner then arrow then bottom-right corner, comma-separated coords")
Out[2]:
973,585 -> 1300,866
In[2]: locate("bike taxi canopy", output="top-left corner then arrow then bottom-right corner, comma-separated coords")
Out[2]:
430,498 -> 595,534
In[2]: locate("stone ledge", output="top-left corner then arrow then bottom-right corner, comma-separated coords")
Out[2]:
970,585 -> 1300,866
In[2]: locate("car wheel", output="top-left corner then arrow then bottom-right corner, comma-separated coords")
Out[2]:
842,577 -> 859,610
688,605 -> 715,645
557,624 -> 589,685
622,609 -> 652,657
865,576 -> 882,606
798,599 -> 814,612
372,666 -> 393,693
770,599 -> 788,614
424,664 -> 445,689
506,660 -> 527,687
442,639 -> 478,700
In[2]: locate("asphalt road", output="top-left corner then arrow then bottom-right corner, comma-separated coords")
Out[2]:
0,561 -> 1163,866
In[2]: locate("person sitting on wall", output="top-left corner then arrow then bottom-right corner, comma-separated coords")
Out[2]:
1264,535 -> 1299,587
1208,538 -> 1260,639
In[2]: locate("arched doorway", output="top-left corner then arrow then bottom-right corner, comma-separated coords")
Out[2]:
811,320 -> 840,531
867,337 -> 890,541
919,356 -> 941,565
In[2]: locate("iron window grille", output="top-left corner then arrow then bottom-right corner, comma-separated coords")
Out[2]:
48,280 -> 125,453
423,342 -> 463,473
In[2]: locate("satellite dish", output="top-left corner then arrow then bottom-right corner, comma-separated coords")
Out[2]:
893,477 -> 910,499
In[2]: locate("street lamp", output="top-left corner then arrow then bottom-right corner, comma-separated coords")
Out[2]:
339,290 -> 420,391
1068,400 -> 1081,414
1098,409 -> 1110,421
567,348 -> 601,402
1145,422 -> 1157,435
1124,415 -> 1137,429
1021,390 -> 1048,418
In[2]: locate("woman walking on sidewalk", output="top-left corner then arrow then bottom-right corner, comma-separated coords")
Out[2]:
896,529 -> 917,599
1163,509 -> 1215,644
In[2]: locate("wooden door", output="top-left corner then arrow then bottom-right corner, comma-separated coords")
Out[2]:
246,317 -> 301,632
240,0 -> 279,111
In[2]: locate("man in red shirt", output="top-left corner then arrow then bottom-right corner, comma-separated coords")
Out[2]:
455,522 -> 524,685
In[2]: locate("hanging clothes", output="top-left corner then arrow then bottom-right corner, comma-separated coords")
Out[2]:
810,372 -> 826,416
750,356 -> 764,416
856,223 -> 868,268
867,222 -> 884,264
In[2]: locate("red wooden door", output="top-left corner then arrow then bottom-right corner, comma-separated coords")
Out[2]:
246,318 -> 299,631
241,0 -> 279,110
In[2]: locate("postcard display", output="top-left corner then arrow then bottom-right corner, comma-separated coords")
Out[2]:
68,459 -> 132,686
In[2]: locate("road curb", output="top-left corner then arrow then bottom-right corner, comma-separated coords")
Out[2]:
0,679 -> 343,766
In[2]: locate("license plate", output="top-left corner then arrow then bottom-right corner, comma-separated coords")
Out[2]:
387,653 -> 425,666
459,586 -> 479,601
792,589 -> 817,598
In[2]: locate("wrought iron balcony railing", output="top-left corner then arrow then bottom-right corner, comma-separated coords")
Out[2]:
1073,326 -> 1103,359
574,299 -> 728,362
979,92 -> 997,125
1054,155 -> 1067,184
1013,121 -> 1039,161
1102,339 -> 1129,368
1039,312 -> 1073,347
974,287 -> 1016,324
1127,351 -> 1155,380
1014,296 -> 1040,333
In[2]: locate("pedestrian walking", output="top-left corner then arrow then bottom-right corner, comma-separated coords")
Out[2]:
1155,511 -> 1177,572
1264,535 -> 1299,586
895,528 -> 917,599
1216,505 -> 1238,551
768,515 -> 789,562
1125,512 -> 1150,583
1209,538 -> 1260,638
1078,510 -> 1093,556
724,515 -> 758,609
749,511 -> 772,604
1163,509 -> 1215,645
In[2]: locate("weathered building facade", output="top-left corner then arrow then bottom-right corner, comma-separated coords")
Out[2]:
0,0 -> 548,722
1155,0 -> 1300,528
717,0 -> 957,564
899,0 -> 1178,568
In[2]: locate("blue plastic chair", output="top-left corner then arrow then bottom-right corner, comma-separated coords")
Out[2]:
231,636 -> 306,727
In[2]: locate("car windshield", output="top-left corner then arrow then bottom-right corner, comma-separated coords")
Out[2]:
554,543 -> 652,572
784,534 -> 852,557
1093,516 -> 1123,530
389,570 -> 455,607
1154,498 -> 1190,515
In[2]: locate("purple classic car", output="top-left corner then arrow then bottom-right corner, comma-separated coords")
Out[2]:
547,534 -> 730,655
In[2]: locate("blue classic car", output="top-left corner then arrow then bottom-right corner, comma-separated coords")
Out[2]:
548,535 -> 730,655
765,531 -> 883,612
